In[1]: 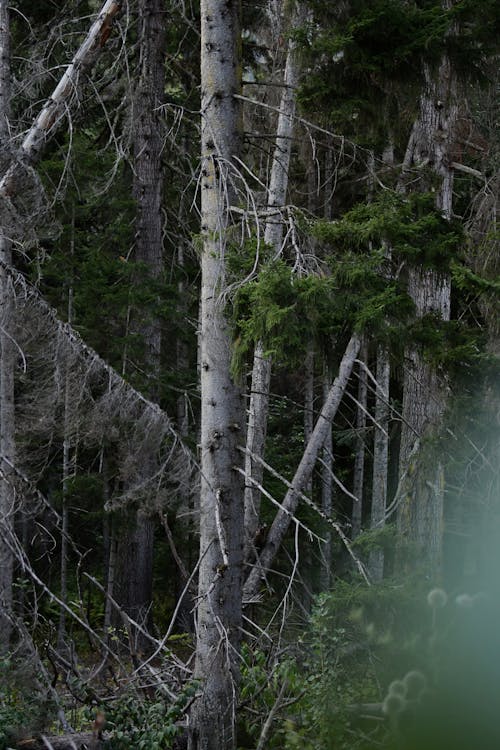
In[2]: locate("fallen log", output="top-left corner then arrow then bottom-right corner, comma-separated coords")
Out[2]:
14,732 -> 106,750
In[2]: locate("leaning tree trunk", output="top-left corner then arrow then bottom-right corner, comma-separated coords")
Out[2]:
114,0 -> 165,644
244,5 -> 304,560
396,49 -> 459,573
244,333 -> 361,601
0,0 -> 13,653
0,0 -> 122,198
189,2 -> 245,748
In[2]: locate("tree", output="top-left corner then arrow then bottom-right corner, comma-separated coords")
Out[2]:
244,1 -> 305,563
396,12 -> 459,573
189,1 -> 245,747
113,0 -> 166,642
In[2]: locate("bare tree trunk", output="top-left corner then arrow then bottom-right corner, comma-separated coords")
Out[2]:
115,0 -> 166,641
0,0 -> 122,197
189,2 -> 244,747
351,349 -> 367,539
0,0 -> 13,653
0,3 -> 125,650
396,50 -> 458,573
244,333 -> 361,601
244,6 -> 304,560
368,346 -> 390,581
320,362 -> 333,589
57,212 -> 76,650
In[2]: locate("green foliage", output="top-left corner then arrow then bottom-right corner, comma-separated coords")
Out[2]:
101,681 -> 198,749
298,0 -> 500,138
240,578 -> 500,749
0,656 -> 55,750
313,191 -> 464,269
231,240 -> 412,374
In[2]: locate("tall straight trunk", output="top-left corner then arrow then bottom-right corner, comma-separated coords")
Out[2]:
190,2 -> 244,748
320,362 -> 333,589
320,149 -> 334,588
244,7 -> 303,559
351,350 -> 367,539
369,346 -> 390,581
0,0 -> 13,653
57,264 -> 75,650
116,0 -> 165,636
304,345 -> 314,483
244,333 -> 361,601
396,50 -> 458,573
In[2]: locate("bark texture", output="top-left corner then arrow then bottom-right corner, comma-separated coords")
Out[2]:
369,346 -> 390,581
351,351 -> 367,539
115,0 -> 165,639
320,363 -> 333,589
190,2 -> 244,748
397,52 -> 458,572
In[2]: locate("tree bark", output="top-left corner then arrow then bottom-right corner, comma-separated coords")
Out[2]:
0,0 -> 122,198
114,0 -> 166,644
351,350 -> 367,539
368,345 -> 390,581
189,2 -> 245,748
244,333 -> 361,601
320,362 -> 333,589
396,50 -> 458,573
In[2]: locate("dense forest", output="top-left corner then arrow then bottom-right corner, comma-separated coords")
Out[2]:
0,0 -> 498,748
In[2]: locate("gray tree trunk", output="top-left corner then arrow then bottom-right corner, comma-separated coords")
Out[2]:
0,0 -> 13,654
320,363 -> 333,589
244,334 -> 361,601
0,0 -> 122,197
115,0 -> 165,639
396,52 -> 458,573
57,265 -> 76,651
368,346 -> 390,581
189,2 -> 245,748
351,350 -> 367,539
244,6 -> 303,560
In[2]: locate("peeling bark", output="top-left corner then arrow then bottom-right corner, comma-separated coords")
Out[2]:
397,51 -> 459,573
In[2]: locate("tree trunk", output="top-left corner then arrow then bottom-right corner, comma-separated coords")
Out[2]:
189,2 -> 244,748
368,346 -> 390,581
114,0 -> 166,640
0,0 -> 13,654
320,362 -> 333,589
244,333 -> 361,601
0,0 -> 122,198
351,350 -> 367,539
396,50 -> 458,573
244,6 -> 304,561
